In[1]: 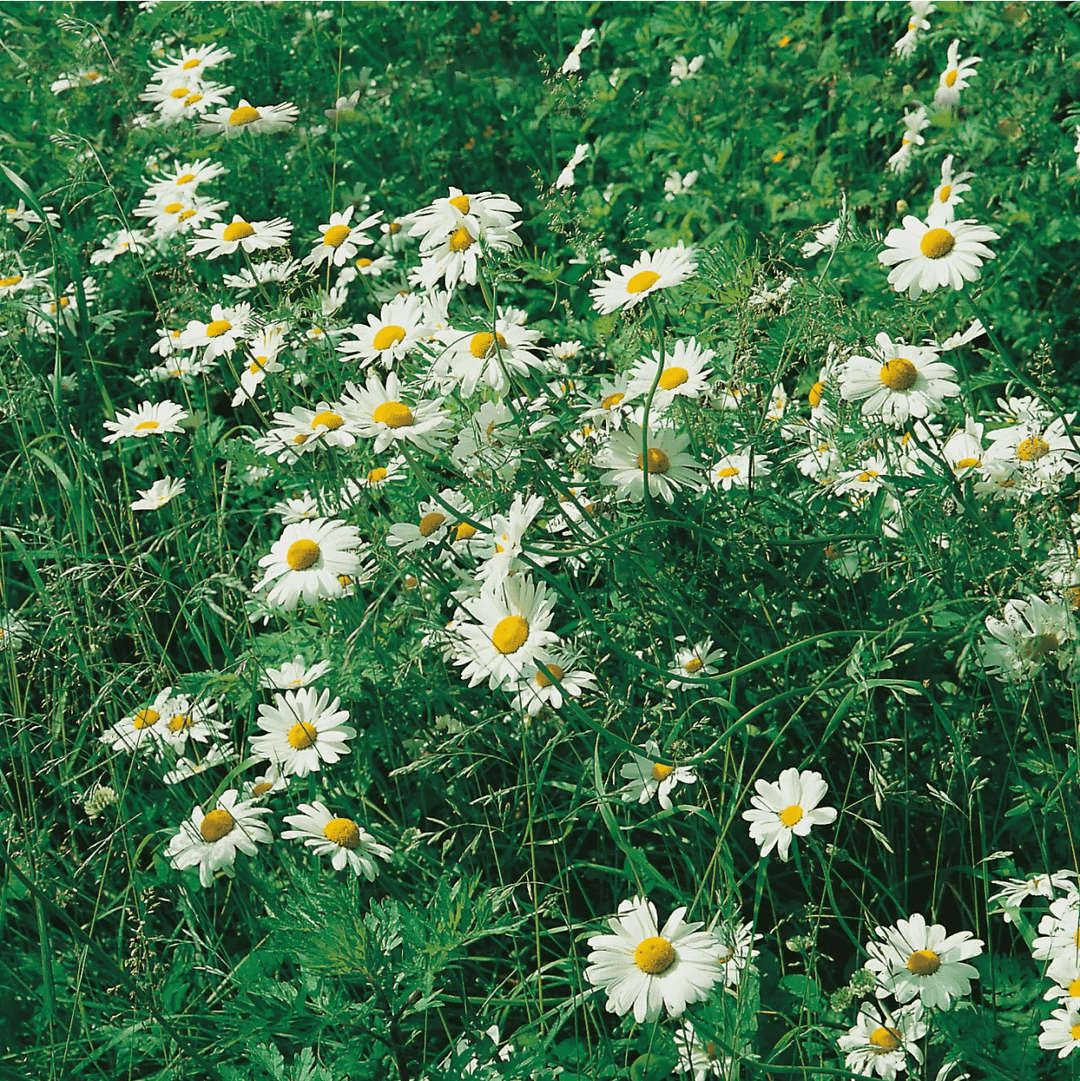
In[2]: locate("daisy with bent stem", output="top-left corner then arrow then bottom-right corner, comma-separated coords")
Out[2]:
250,687 -> 356,777
282,801 -> 392,878
255,518 -> 365,610
840,334 -> 959,426
584,895 -> 722,1023
165,789 -> 272,888
863,912 -> 983,1010
590,241 -> 696,315
878,215 -> 998,300
742,767 -> 837,861
619,739 -> 696,810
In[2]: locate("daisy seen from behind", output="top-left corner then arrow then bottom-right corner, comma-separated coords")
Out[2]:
255,518 -> 365,610
840,334 -> 959,426
742,766 -> 837,861
282,801 -> 391,879
131,476 -> 186,511
879,215 -> 998,300
584,895 -> 722,1023
590,242 -> 696,315
165,788 -> 272,888
863,912 -> 983,1010
102,400 -> 188,444
250,687 -> 356,778
619,739 -> 696,810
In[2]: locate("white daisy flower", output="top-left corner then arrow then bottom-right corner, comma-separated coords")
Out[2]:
801,217 -> 842,258
886,105 -> 930,176
893,1 -> 935,59
179,302 -> 254,359
187,214 -> 293,259
977,594 -> 1075,683
834,456 -> 890,501
441,308 -> 549,398
670,54 -> 705,86
555,142 -> 590,189
625,337 -> 714,411
338,293 -> 430,369
242,762 -> 291,801
584,895 -> 722,1023
100,688 -> 175,755
336,251 -> 396,284
339,372 -> 452,454
708,450 -> 771,491
838,1001 -> 926,1080
590,242 -> 696,315
710,914 -> 762,989
664,169 -> 698,200
453,574 -> 560,690
142,158 -> 227,202
983,415 -> 1080,489
933,39 -> 981,109
386,489 -> 471,554
260,655 -> 332,690
742,766 -> 837,861
863,912 -> 983,1010
282,801 -> 391,878
673,1020 -> 733,1081
250,687 -> 356,777
255,518 -> 366,610
197,99 -> 299,137
90,228 -> 153,265
1039,1004 -> 1080,1058
940,419 -> 984,478
131,476 -> 186,511
162,744 -> 237,786
140,78 -> 236,124
133,194 -> 227,239
666,637 -> 727,689
988,869 -> 1077,918
560,26 -> 596,74
508,653 -> 597,717
102,400 -> 188,444
303,206 -> 382,269
0,615 -> 30,652
222,258 -> 306,293
165,789 -> 272,888
927,154 -> 975,226
1032,894 -> 1080,961
148,43 -> 235,84
879,215 -> 999,300
840,334 -> 959,425
619,739 -> 697,810
594,423 -> 705,504
1044,953 -> 1080,1004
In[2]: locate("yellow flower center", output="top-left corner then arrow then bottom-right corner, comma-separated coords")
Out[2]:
449,193 -> 471,214
684,656 -> 703,673
717,466 -> 740,478
658,366 -> 689,390
287,720 -> 318,749
205,319 -> 232,338
323,224 -> 351,247
178,209 -> 197,221
418,512 -> 446,537
229,105 -> 261,126
174,173 -> 196,185
954,456 -> 981,469
167,713 -> 193,732
356,258 -> 373,267
534,663 -> 564,688
251,782 -> 273,797
324,817 -> 361,849
780,804 -> 803,827
249,356 -> 270,375
372,401 -> 414,428
1016,436 -> 1050,461
634,936 -> 676,974
286,538 -> 321,570
182,57 -> 202,70
938,184 -> 952,203
858,470 -> 879,483
636,448 -> 670,474
373,325 -> 407,351
367,467 -> 388,483
808,380 -> 825,407
626,269 -> 661,294
311,411 -> 344,431
491,615 -> 529,655
132,708 -> 160,730
945,69 -> 959,88
879,358 -> 918,391
199,808 -> 235,842
868,1027 -> 902,1052
134,420 -> 160,431
455,522 -> 477,541
184,95 -> 202,107
920,227 -> 955,259
164,202 -> 183,214
906,949 -> 941,976
449,225 -> 475,251
651,762 -> 675,781
470,331 -> 508,359
169,87 -> 190,99
1069,979 -> 1080,998
602,392 -> 625,409
0,276 -> 23,287
223,220 -> 255,242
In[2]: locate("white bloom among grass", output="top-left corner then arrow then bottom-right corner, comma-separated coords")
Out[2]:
927,154 -> 975,225
863,913 -> 983,1010
338,294 -> 430,369
131,476 -> 186,511
977,594 -> 1075,683
509,653 -> 597,717
594,423 -> 705,504
673,1020 -> 731,1081
303,206 -> 382,269
584,895 -> 722,1023
255,518 -> 365,610
741,767 -> 837,861
1039,1004 -> 1080,1058
625,337 -> 714,411
590,242 -> 696,315
840,334 -> 959,426
102,400 -> 188,444
340,372 -> 452,454
260,654 -> 332,690
282,801 -> 391,878
100,687 -> 175,756
708,450 -> 771,491
560,26 -> 596,74
666,637 -> 727,688
618,739 -> 696,810
187,214 -> 292,258
198,99 -> 299,137
250,687 -> 356,777
878,215 -> 998,300
1032,895 -> 1080,961
838,1001 -> 926,1080
933,39 -> 981,109
165,789 -> 272,888
442,308 -> 548,398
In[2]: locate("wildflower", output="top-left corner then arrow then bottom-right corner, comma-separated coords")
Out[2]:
619,739 -> 697,809
711,915 -> 761,989
560,27 -> 596,74
801,217 -> 841,258
927,155 -> 975,225
555,142 -> 590,189
625,337 -> 715,412
165,789 -> 272,887
90,228 -> 152,265
664,170 -> 699,201
188,214 -> 292,259
933,40 -> 981,109
336,251 -> 396,284
977,595 -> 1075,683
197,99 -> 299,137
242,762 -> 291,800
1032,895 -> 1080,961
886,106 -> 930,176
666,637 -> 727,688
864,913 -> 983,1010
940,419 -> 984,478
894,1 -> 935,59
282,801 -> 391,878
590,242 -> 696,315
339,372 -> 452,454
222,258 -> 305,293
594,423 -> 705,504
983,415 -> 1080,490
131,476 -> 186,511
838,1001 -> 927,1080
742,767 -> 837,861
509,653 -> 597,717
386,489 -> 472,554
670,54 -> 705,86
878,215 -> 999,300
0,615 -> 30,652
148,43 -> 235,85
673,1021 -> 733,1081
163,745 -> 237,785
102,400 -> 188,444
260,655 -> 332,690
584,895 -> 722,1023
250,687 -> 356,777
1039,1005 -> 1080,1058
255,518 -> 366,610
303,206 -> 382,269
989,870 -> 1078,922
708,450 -> 772,491
1044,953 -> 1080,1004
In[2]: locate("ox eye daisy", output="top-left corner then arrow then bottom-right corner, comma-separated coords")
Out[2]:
625,337 -> 715,411
443,307 -> 549,398
102,400 -> 188,444
708,450 -> 772,491
338,294 -> 430,369
879,215 -> 999,300
838,1001 -> 927,1080
584,895 -> 722,1023
250,687 -> 356,777
618,739 -> 697,810
260,654 -> 332,690
165,789 -> 272,888
742,766 -> 837,861
590,241 -> 697,315
594,423 -> 705,504
100,687 -> 175,755
339,372 -> 452,454
198,99 -> 299,137
282,800 -> 392,878
304,206 -> 382,269
666,637 -> 728,688
188,214 -> 293,259
509,652 -> 597,717
933,39 -> 981,109
256,518 -> 366,610
131,476 -> 186,511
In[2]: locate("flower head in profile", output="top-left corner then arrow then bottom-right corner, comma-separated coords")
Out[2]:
103,400 -> 188,444
198,99 -> 299,137
590,242 -> 696,315
933,39 -> 981,109
741,767 -> 837,861
879,215 -> 998,300
584,895 -> 722,1023
131,476 -> 186,511
560,26 -> 596,74
619,739 -> 697,810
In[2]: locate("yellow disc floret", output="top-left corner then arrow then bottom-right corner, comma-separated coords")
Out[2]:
135,420 -> 161,431
651,762 -> 675,781
920,227 -> 955,259
470,331 -> 508,358
658,366 -> 689,390
492,615 -> 529,655
868,1027 -> 902,1052
372,325 -> 407,351
286,538 -> 321,570
229,105 -> 261,127
1016,436 -> 1050,462
311,411 -> 344,431
449,193 -> 471,214
167,713 -> 193,732
627,269 -> 661,294
602,392 -> 625,409
132,708 -> 160,730
200,808 -> 235,842
372,401 -> 414,428
637,448 -> 671,474
206,319 -> 232,338
449,225 -> 475,251
367,467 -> 388,484
418,512 -> 446,537
288,720 -> 318,749
534,663 -> 564,688
223,220 -> 255,242
324,817 -> 361,849
322,224 -> 351,248
634,936 -> 676,974
906,949 -> 941,976
879,358 -> 918,391
684,657 -> 704,673
780,805 -> 804,827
